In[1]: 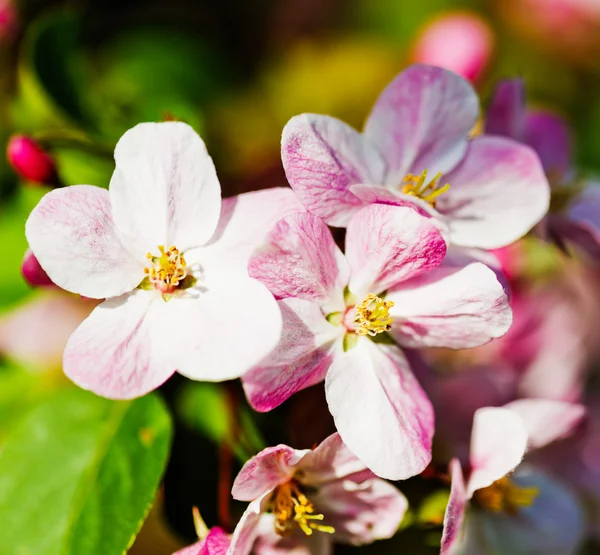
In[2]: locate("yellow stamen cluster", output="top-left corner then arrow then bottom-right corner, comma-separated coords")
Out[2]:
354,293 -> 394,336
474,476 -> 539,516
401,169 -> 450,207
144,245 -> 188,293
270,481 -> 335,537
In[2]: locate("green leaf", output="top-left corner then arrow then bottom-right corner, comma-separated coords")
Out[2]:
0,388 -> 172,554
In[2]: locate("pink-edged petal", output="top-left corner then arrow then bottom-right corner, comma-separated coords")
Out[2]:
25,186 -> 143,298
63,291 -> 176,400
242,298 -> 340,412
439,136 -> 550,249
199,187 -> 305,274
232,445 -> 307,501
227,495 -> 270,555
440,459 -> 468,555
110,122 -> 221,252
173,539 -> 206,555
281,114 -> 385,227
485,78 -> 525,139
325,341 -> 434,480
345,204 -> 446,299
386,262 -> 511,349
505,399 -> 586,451
171,277 -> 283,382
296,433 -> 369,486
364,64 -> 479,184
249,213 -> 349,310
313,477 -> 408,544
349,184 -> 444,222
467,407 -> 528,497
524,111 -> 573,176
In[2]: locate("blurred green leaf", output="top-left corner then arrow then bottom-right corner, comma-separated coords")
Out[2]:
0,388 -> 172,554
53,146 -> 114,188
12,11 -> 90,130
0,186 -> 46,310
416,489 -> 450,527
179,382 -> 265,462
179,381 -> 231,445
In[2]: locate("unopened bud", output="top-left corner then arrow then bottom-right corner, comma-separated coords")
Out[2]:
411,12 -> 493,82
7,135 -> 59,186
21,249 -> 55,288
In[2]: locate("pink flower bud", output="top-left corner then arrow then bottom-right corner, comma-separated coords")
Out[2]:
411,12 -> 494,82
0,0 -> 18,43
21,249 -> 55,288
7,135 -> 58,185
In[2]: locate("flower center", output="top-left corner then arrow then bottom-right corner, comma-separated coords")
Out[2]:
143,245 -> 191,294
400,169 -> 450,207
473,476 -> 539,516
270,480 -> 335,537
354,293 -> 394,337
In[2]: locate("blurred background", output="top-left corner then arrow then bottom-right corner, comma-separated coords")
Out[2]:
2,0 -> 600,553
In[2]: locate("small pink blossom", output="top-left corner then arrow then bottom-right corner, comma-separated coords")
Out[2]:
7,135 -> 58,186
173,527 -> 230,555
411,12 -> 494,82
244,204 -> 511,479
227,433 -> 407,555
440,403 -> 586,555
25,122 -> 304,399
281,64 -> 549,250
487,78 -> 600,261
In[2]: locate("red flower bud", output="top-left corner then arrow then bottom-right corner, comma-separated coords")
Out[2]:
21,249 -> 55,287
7,135 -> 58,185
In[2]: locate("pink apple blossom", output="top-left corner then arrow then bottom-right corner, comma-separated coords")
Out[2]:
411,12 -> 493,82
227,433 -> 407,555
25,121 -> 304,399
21,249 -> 55,288
441,403 -> 586,555
243,204 -> 511,479
487,78 -> 600,260
281,64 -> 550,249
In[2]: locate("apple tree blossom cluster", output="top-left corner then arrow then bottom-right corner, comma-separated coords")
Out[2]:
22,64 -> 600,554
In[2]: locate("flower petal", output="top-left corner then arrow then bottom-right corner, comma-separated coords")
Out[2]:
364,64 -> 479,184
63,291 -> 176,399
345,204 -> 446,299
199,187 -> 305,274
524,111 -> 572,176
242,298 -> 340,412
249,213 -> 349,310
440,459 -> 468,555
173,528 -> 230,555
485,78 -> 525,139
172,277 -> 283,382
296,433 -> 369,486
438,136 -> 550,249
281,114 -> 385,227
25,186 -> 143,298
386,262 -> 512,349
463,466 -> 585,555
232,445 -> 307,501
325,341 -> 434,480
227,495 -> 270,555
313,477 -> 408,544
467,407 -> 528,497
505,399 -> 586,451
110,122 -> 221,252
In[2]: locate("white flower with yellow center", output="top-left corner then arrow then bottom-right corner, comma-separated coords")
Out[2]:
25,122 -> 303,399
